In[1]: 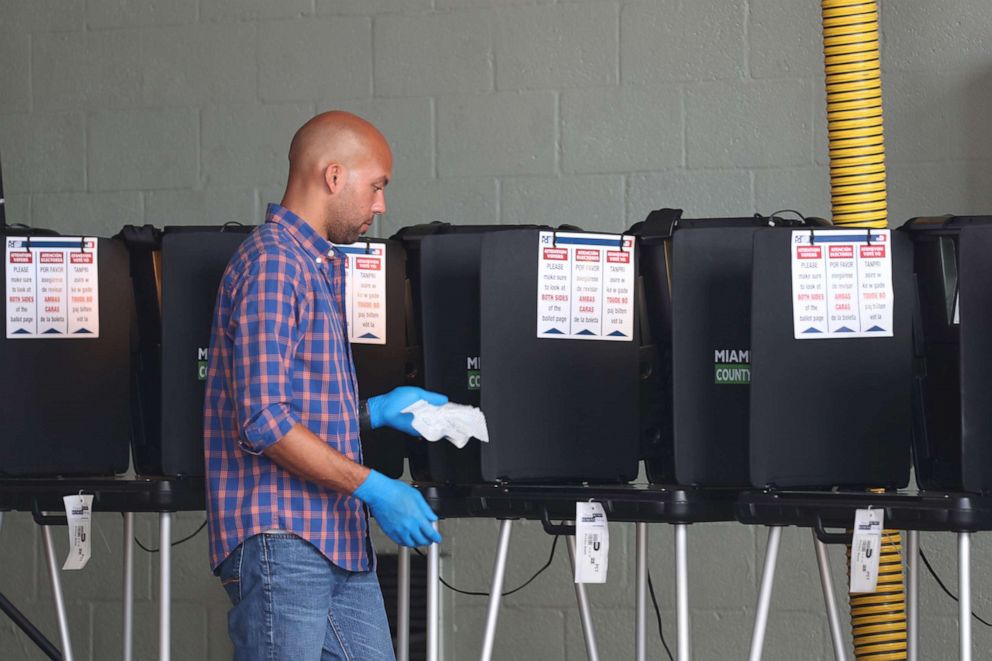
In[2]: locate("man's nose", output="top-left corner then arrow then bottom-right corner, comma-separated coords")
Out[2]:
372,191 -> 386,215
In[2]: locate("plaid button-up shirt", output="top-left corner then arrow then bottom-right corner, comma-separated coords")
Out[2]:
204,204 -> 369,571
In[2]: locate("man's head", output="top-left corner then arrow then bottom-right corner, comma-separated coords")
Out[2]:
282,111 -> 393,244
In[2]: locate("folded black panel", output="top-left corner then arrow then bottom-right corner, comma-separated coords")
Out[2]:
902,216 -> 992,492
0,234 -> 131,475
346,239 -> 409,479
159,228 -> 252,476
394,223 -> 562,484
480,230 -> 640,483
749,229 -> 913,489
417,234 -> 486,483
629,211 -> 823,487
671,227 -> 762,486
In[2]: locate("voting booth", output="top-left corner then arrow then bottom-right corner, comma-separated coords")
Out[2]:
122,225 -> 253,477
902,216 -> 992,493
393,223 -> 555,483
1,229 -> 132,475
122,225 -> 409,478
749,227 -> 914,489
629,209 -> 824,487
396,224 -> 640,484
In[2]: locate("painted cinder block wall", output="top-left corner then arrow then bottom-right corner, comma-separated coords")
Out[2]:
2,0 -> 992,658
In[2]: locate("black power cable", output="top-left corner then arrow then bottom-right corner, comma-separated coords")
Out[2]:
646,570 -> 675,661
414,535 -> 560,598
919,547 -> 992,628
132,517 -> 208,553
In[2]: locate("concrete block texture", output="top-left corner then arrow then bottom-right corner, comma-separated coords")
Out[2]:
749,0 -> 823,79
561,85 -> 683,173
145,188 -> 256,228
882,0 -> 992,74
0,0 -> 84,32
626,169 -> 753,224
32,30 -> 142,111
318,0 -> 432,15
494,3 -> 618,91
201,102 -> 315,187
141,23 -> 258,107
439,0 -> 554,8
378,176 -> 499,234
888,160 -> 992,225
621,0 -> 746,84
437,91 -> 557,177
753,166 -> 830,220
501,174 -> 625,232
259,17 -> 372,102
453,605 -> 566,661
0,32 -> 31,114
33,191 -> 143,237
374,11 -> 493,97
86,0 -> 196,29
201,0 -> 312,22
0,113 -> 85,193
686,79 -> 813,168
88,109 -> 198,191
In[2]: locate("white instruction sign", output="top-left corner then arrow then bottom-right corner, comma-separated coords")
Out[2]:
575,501 -> 609,584
849,508 -> 883,594
62,494 -> 94,571
5,236 -> 100,339
537,232 -> 634,341
791,229 -> 894,339
334,242 -> 387,345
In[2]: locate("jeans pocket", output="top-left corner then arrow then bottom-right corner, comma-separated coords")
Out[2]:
218,544 -> 244,606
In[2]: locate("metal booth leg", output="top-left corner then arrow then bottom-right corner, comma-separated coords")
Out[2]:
812,531 -> 847,661
748,526 -> 783,661
480,519 -> 513,661
41,523 -> 74,661
123,512 -> 135,661
397,544 -> 411,661
675,524 -> 691,661
159,512 -> 172,661
636,522 -> 648,661
959,532 -> 972,661
427,521 -> 441,661
566,531 -> 601,661
906,530 -> 919,661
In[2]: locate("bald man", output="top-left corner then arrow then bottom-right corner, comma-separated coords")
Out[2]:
204,111 -> 446,660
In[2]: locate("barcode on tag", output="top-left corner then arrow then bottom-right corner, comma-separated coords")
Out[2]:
849,508 -> 883,594
575,501 -> 609,584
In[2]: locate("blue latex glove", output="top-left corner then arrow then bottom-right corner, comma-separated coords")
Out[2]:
353,469 -> 442,547
367,386 -> 448,437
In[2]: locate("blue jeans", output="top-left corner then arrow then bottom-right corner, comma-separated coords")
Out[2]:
217,533 -> 395,661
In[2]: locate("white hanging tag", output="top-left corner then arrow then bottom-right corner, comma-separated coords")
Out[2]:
575,501 -> 609,584
62,494 -> 94,570
849,508 -> 883,593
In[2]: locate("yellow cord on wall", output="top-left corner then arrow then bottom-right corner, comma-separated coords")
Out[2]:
821,2 -> 907,659
822,0 -> 888,229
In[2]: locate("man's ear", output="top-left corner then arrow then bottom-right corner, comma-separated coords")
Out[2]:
324,163 -> 343,194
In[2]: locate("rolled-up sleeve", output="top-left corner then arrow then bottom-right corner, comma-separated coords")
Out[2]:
228,255 -> 307,454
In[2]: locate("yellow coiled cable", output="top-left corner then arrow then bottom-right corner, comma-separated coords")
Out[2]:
821,1 -> 908,659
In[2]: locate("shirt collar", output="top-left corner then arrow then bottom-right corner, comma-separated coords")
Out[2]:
265,203 -> 341,263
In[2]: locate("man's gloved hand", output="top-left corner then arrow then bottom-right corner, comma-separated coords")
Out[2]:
367,386 -> 448,437
352,469 -> 442,547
